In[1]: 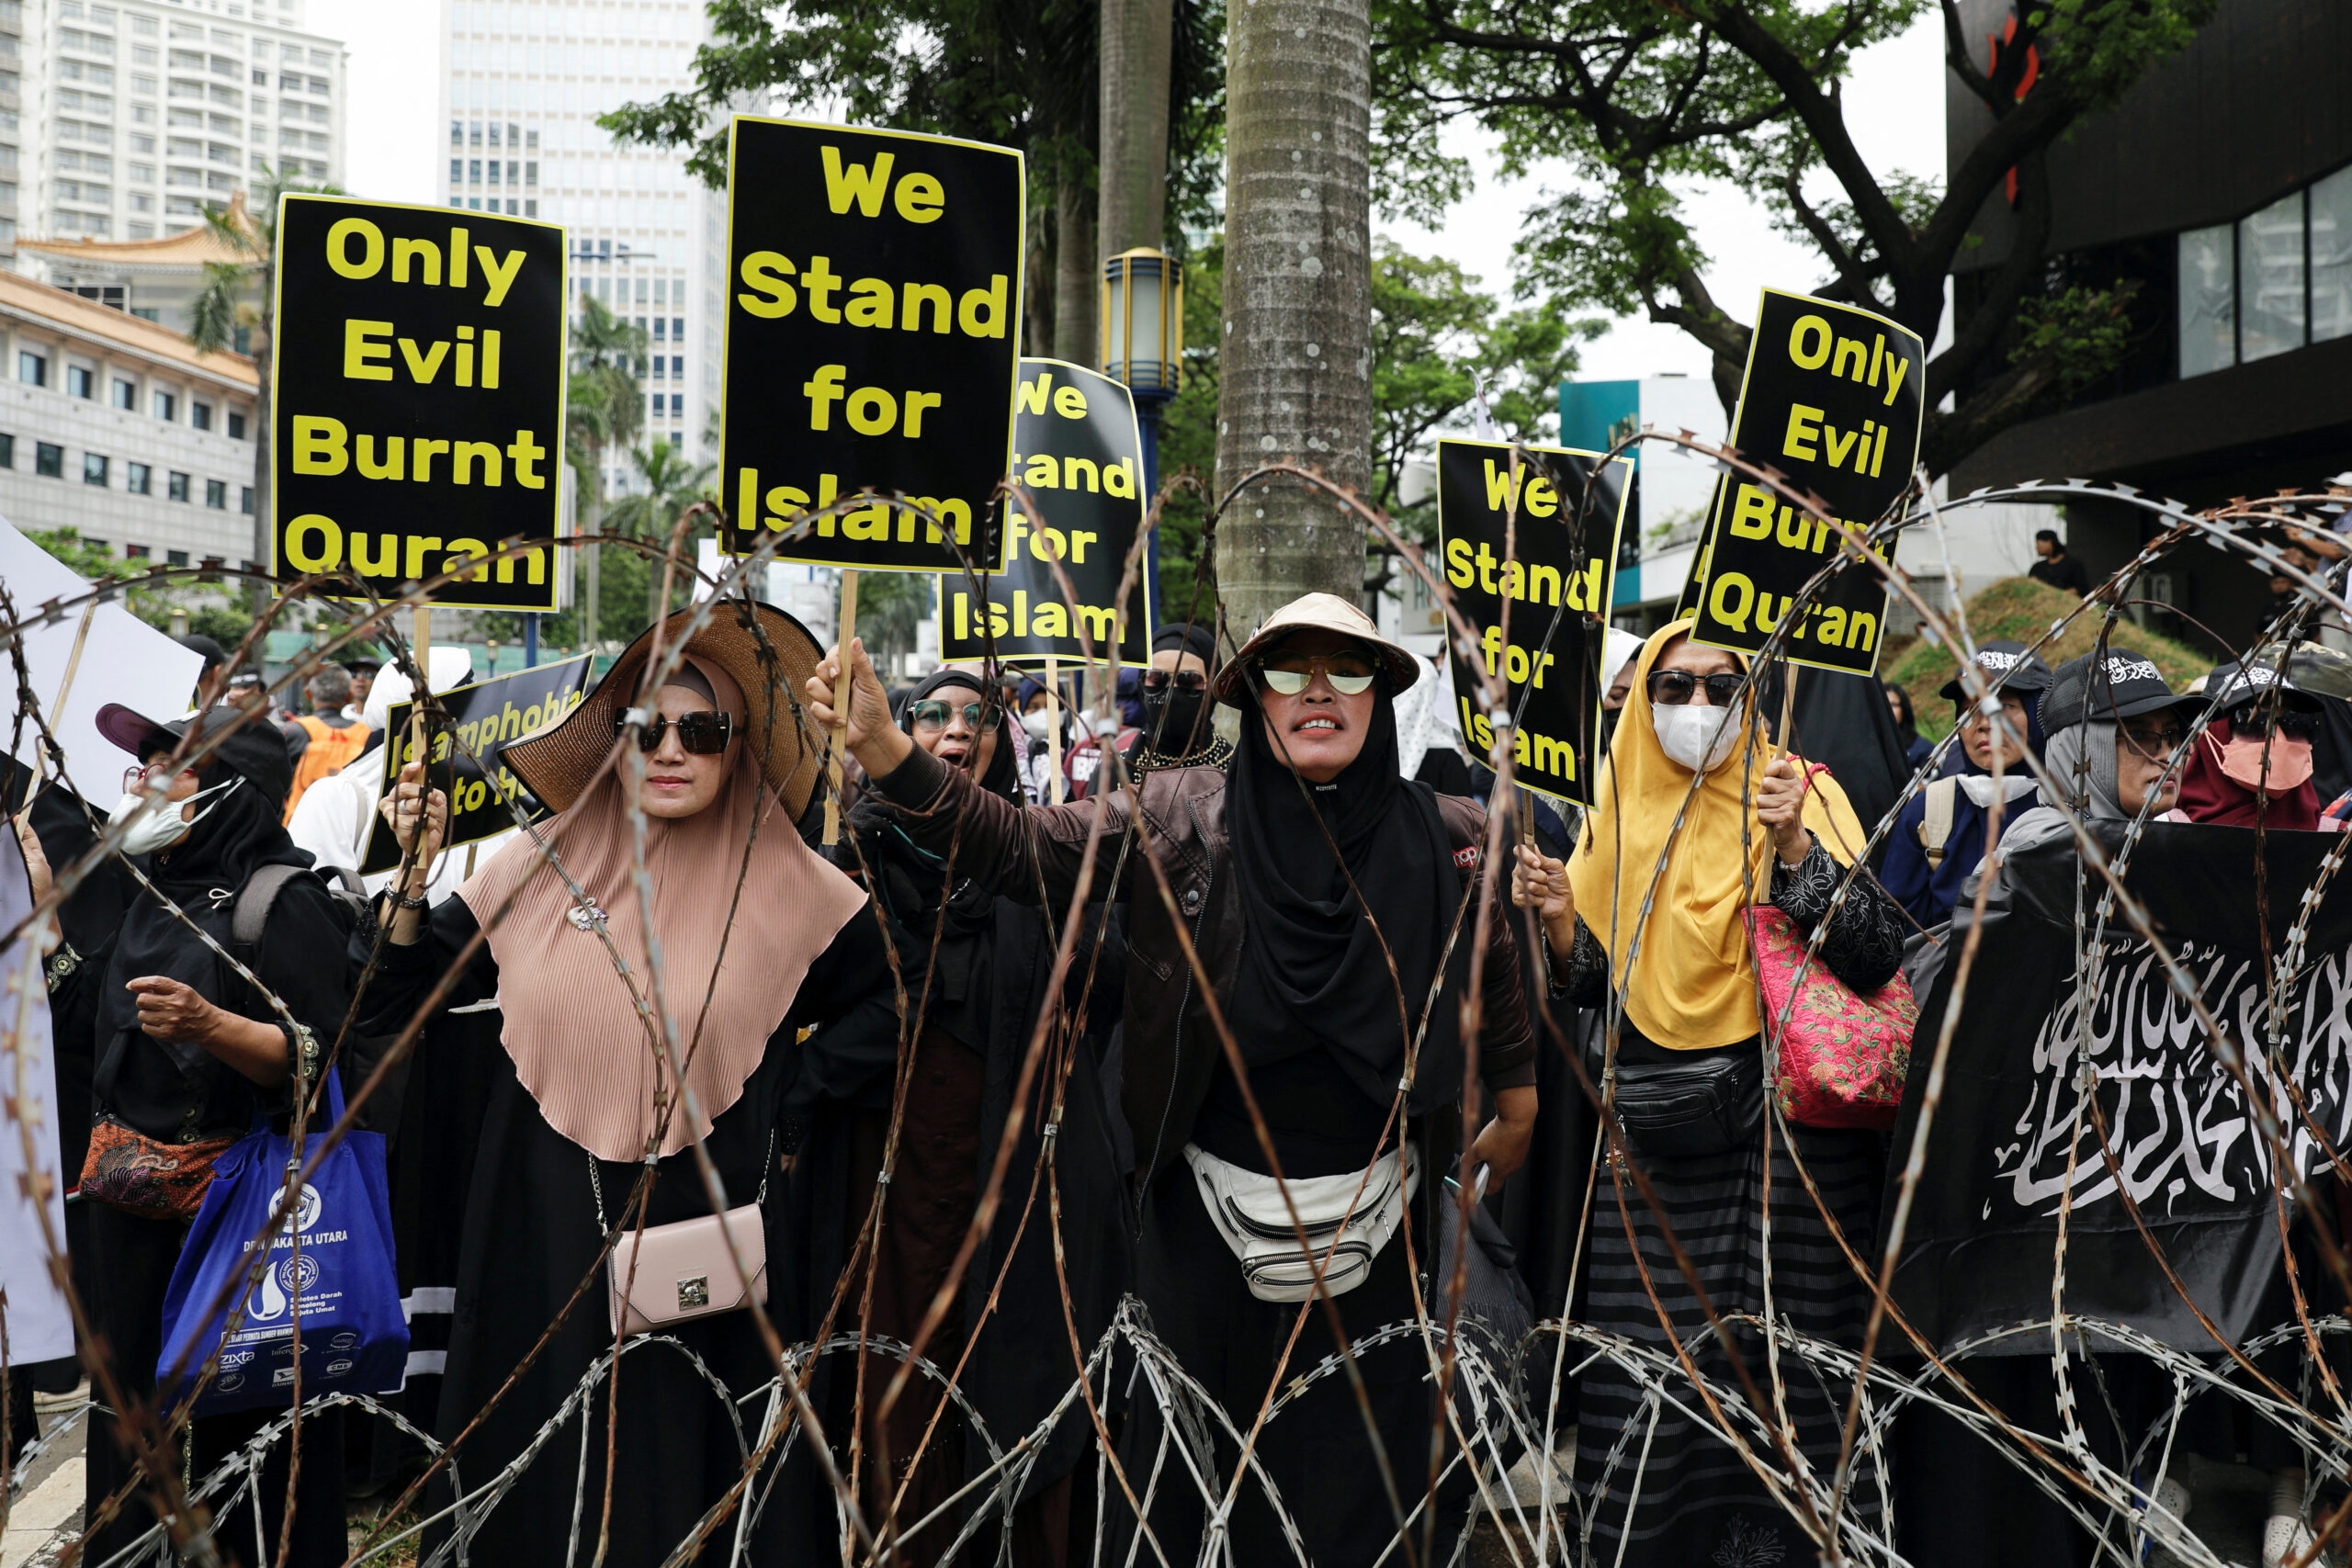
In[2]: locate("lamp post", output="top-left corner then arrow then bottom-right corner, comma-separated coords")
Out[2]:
1100,248 -> 1183,614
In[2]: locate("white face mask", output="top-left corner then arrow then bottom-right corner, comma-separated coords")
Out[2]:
1020,707 -> 1055,739
109,775 -> 240,856
1652,701 -> 1745,773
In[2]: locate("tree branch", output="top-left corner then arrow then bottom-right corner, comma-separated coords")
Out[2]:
1924,152 -> 2055,410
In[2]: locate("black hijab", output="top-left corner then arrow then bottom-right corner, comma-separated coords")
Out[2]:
848,667 -> 1021,941
98,714 -> 312,1080
1224,662 -> 1472,1113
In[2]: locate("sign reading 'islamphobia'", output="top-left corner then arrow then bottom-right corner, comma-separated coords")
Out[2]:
272,196 -> 567,609
723,118 -> 1024,572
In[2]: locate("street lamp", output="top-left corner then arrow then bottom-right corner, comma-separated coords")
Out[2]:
1101,248 -> 1183,614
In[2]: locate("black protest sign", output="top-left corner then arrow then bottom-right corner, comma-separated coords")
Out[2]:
723,118 -> 1023,573
1889,822 -> 2352,1355
1690,288 -> 1925,674
938,360 -> 1150,666
1435,438 -> 1631,807
360,656 -> 593,874
273,196 -> 566,609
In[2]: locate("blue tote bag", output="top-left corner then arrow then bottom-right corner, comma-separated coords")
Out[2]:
156,1067 -> 408,1416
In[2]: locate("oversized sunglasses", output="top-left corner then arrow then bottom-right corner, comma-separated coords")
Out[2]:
1142,668 -> 1207,694
1257,656 -> 1376,696
908,699 -> 989,731
1646,670 -> 1747,706
613,709 -> 733,754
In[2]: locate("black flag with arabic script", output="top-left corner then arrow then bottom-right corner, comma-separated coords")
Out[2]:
1889,820 -> 2352,1356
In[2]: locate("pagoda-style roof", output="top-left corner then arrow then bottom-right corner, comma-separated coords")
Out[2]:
18,192 -> 258,276
0,267 -> 256,387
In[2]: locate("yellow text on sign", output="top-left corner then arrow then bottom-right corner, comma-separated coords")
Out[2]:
735,469 -> 975,546
281,514 -> 548,586
1782,312 -> 1911,408
323,220 -> 530,308
291,417 -> 548,488
1457,702 -> 1578,783
948,588 -> 1121,645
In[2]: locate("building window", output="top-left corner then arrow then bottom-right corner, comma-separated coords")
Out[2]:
126,459 -> 151,493
83,453 -> 107,485
0,434 -> 13,468
65,365 -> 94,399
2177,224 -> 2234,379
17,351 -> 43,387
2240,189 -> 2307,364
167,469 -> 188,501
191,400 -> 211,431
124,543 -> 148,559
227,410 -> 245,439
166,548 -> 188,566
205,478 -> 226,508
239,484 -> 254,514
35,442 -> 62,477
153,389 -> 175,420
111,377 -> 136,409
2313,165 -> 2352,346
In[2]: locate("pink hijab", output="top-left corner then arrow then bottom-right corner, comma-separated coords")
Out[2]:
458,657 -> 866,1162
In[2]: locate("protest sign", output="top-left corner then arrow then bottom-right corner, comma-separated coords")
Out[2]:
938,360 -> 1150,666
722,118 -> 1024,573
0,827 -> 71,1366
360,655 -> 592,874
1435,438 -> 1631,807
0,515 -> 204,797
1890,823 -> 2352,1355
272,196 -> 567,609
1689,288 -> 1925,674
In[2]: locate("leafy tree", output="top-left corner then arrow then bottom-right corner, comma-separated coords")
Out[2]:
601,0 -> 1224,359
187,175 -> 341,604
567,298 -> 650,647
603,440 -> 718,632
23,528 -> 255,644
1372,0 -> 2219,474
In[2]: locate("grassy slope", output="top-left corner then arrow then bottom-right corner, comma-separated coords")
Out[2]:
1886,577 -> 2213,739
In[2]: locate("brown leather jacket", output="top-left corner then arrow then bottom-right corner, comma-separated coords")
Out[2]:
869,747 -> 1538,1182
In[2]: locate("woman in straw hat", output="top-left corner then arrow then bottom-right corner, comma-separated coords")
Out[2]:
1510,619 -> 1905,1566
363,602 -> 904,1568
811,590 -> 1540,1563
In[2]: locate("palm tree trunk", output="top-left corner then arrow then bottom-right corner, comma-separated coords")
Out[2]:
1212,0 -> 1373,637
1098,0 -> 1173,255
1055,183 -> 1096,367
249,255 -> 275,613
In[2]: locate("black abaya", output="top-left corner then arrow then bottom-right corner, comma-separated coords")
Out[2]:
353,897 -> 902,1568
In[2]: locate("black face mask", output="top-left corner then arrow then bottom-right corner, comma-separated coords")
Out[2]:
1143,687 -> 1207,754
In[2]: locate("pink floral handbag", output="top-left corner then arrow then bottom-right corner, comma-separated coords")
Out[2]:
1745,906 -> 1917,1130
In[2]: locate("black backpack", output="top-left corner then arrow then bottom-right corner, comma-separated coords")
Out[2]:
231,863 -> 408,1135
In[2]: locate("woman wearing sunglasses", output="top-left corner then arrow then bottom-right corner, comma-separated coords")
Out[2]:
818,664 -> 1131,1561
1507,619 -> 1906,1566
810,591 -> 1540,1563
361,604 -> 904,1568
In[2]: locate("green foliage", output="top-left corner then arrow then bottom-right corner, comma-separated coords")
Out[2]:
854,570 -> 936,675
186,175 -> 340,353
567,297 -> 650,513
2009,282 -> 2140,398
1150,239 -> 1225,631
21,527 -> 257,643
1886,575 -> 2207,739
1373,0 -> 2219,472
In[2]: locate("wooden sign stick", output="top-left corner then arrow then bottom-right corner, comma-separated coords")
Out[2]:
822,569 -> 860,846
1044,655 -> 1066,805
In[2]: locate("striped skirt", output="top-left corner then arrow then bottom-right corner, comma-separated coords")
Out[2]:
1576,1111 -> 1888,1566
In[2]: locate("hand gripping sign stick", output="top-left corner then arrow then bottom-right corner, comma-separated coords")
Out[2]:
822,570 -> 860,846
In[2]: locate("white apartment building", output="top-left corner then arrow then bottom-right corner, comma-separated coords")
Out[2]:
5,0 -> 345,270
438,0 -> 729,483
0,265 -> 259,564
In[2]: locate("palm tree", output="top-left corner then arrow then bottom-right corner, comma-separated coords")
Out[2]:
1213,0 -> 1373,636
566,297 -> 650,649
187,173 -> 340,610
604,440 -> 716,626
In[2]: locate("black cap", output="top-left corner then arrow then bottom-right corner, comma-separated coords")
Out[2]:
96,702 -> 295,808
2040,649 -> 2200,732
1939,640 -> 2054,703
2204,661 -> 2321,715
173,633 -> 227,671
341,653 -> 384,675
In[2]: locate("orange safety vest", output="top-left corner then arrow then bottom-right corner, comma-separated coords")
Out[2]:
283,715 -> 371,822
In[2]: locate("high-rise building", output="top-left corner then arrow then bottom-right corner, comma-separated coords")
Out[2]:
438,0 -> 729,480
7,0 -> 346,265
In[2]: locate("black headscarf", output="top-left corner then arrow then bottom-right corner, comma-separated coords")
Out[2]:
848,667 -> 1021,957
97,710 -> 313,1093
1224,664 -> 1472,1113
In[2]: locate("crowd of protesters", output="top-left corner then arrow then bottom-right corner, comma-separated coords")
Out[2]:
7,580 -> 2352,1568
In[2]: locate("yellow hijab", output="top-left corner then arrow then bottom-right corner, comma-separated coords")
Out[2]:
1567,619 -> 1867,1049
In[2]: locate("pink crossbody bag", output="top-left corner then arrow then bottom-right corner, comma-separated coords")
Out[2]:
591,1138 -> 773,1336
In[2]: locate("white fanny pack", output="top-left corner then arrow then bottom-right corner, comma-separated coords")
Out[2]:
1183,1142 -> 1419,1303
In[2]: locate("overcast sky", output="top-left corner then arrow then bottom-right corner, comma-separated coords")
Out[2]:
311,2 -> 1946,386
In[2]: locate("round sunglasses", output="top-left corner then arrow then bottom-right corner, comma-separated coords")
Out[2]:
612,709 -> 732,754
908,699 -> 990,731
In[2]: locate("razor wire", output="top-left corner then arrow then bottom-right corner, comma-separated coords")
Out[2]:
0,438 -> 2348,1568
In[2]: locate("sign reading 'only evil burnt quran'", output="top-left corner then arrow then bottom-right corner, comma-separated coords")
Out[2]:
938,360 -> 1151,667
724,118 -> 1024,573
360,656 -> 594,874
1436,438 -> 1631,807
273,196 -> 567,609
1691,288 -> 1926,676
